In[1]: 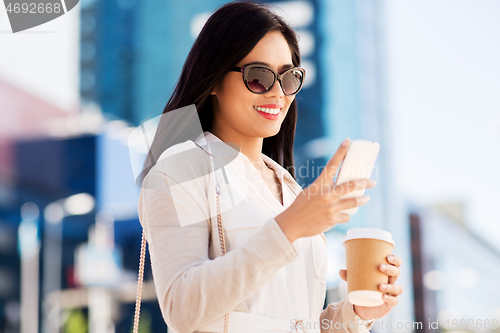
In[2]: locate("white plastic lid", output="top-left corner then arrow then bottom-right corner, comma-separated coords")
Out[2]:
342,228 -> 395,248
348,290 -> 384,307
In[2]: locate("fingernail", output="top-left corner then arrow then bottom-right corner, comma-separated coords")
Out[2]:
388,255 -> 394,262
380,264 -> 387,270
342,138 -> 350,146
359,196 -> 370,204
380,283 -> 387,290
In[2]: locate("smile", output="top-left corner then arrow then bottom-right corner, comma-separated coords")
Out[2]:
253,106 -> 281,115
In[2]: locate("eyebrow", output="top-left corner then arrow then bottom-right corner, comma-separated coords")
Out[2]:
244,61 -> 294,71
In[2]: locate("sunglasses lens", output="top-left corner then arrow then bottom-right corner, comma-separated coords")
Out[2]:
243,66 -> 304,95
246,67 -> 275,93
282,69 -> 303,95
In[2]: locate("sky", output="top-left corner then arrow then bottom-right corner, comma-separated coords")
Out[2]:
382,0 -> 500,251
0,1 -> 79,112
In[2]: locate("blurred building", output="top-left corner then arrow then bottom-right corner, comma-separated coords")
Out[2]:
0,79 -> 70,182
318,0 -> 390,231
409,204 -> 500,333
80,0 -> 135,123
0,78 -> 75,332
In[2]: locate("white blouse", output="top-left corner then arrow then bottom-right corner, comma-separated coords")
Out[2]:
138,131 -> 362,333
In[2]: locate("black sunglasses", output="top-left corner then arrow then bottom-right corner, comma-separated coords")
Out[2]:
230,63 -> 306,96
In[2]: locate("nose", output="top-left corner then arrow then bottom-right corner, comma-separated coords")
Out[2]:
266,78 -> 285,97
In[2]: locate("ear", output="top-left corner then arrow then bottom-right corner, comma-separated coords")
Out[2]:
211,83 -> 219,95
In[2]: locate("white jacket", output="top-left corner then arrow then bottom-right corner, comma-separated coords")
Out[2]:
138,131 -> 368,333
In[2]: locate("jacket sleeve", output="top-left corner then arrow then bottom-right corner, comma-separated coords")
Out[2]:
138,167 -> 299,333
320,298 -> 374,333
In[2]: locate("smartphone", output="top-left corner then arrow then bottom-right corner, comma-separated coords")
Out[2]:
335,140 -> 380,215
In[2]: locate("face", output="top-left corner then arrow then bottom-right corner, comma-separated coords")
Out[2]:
210,30 -> 297,140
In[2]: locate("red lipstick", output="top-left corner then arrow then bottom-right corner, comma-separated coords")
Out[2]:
255,104 -> 283,108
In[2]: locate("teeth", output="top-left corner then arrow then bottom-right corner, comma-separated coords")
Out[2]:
253,106 -> 281,115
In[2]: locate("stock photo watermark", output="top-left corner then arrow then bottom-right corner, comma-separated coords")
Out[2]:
291,318 -> 500,331
2,0 -> 79,33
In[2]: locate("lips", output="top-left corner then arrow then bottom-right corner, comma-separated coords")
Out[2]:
253,105 -> 281,114
255,104 -> 283,109
254,106 -> 280,120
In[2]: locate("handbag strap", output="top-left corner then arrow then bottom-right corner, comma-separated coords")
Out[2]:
215,182 -> 231,333
133,231 -> 147,333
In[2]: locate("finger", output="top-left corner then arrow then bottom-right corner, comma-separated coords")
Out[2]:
379,264 -> 400,280
332,179 -> 376,198
382,294 -> 399,308
387,254 -> 403,267
333,212 -> 351,224
334,196 -> 371,212
339,269 -> 347,281
379,283 -> 403,296
317,138 -> 350,184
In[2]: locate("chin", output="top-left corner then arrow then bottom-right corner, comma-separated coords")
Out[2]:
260,126 -> 282,138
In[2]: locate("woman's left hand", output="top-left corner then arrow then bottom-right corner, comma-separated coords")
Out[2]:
339,254 -> 403,320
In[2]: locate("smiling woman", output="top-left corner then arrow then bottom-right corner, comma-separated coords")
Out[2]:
137,1 -> 402,333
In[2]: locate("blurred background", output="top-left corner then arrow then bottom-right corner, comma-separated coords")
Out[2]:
1,0 -> 499,332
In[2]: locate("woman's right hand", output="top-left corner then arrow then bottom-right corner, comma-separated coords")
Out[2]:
275,138 -> 377,243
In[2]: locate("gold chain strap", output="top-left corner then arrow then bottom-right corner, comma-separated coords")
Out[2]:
133,231 -> 147,333
216,186 -> 231,333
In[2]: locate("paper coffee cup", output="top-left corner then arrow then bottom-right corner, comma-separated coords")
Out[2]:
342,228 -> 395,307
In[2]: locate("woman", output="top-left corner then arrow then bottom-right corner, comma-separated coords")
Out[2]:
138,1 -> 403,332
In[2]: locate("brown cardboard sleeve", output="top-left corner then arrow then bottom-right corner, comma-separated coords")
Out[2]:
345,238 -> 394,294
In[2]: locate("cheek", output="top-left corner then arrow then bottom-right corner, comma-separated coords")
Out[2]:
282,98 -> 295,117
219,78 -> 249,103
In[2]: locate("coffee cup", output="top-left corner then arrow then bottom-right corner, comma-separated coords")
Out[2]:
342,228 -> 395,307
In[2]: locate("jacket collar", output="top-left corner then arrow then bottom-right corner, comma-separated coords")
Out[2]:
195,131 -> 303,197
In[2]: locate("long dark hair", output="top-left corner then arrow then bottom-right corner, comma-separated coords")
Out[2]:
140,1 -> 301,184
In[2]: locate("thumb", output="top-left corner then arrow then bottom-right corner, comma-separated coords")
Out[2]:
316,138 -> 350,184
339,269 -> 347,282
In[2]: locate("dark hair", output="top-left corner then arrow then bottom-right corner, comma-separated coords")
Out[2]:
141,0 -> 301,184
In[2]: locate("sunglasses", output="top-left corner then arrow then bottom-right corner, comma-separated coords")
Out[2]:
230,63 -> 306,96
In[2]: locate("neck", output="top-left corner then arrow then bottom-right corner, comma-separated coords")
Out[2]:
209,127 -> 267,170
